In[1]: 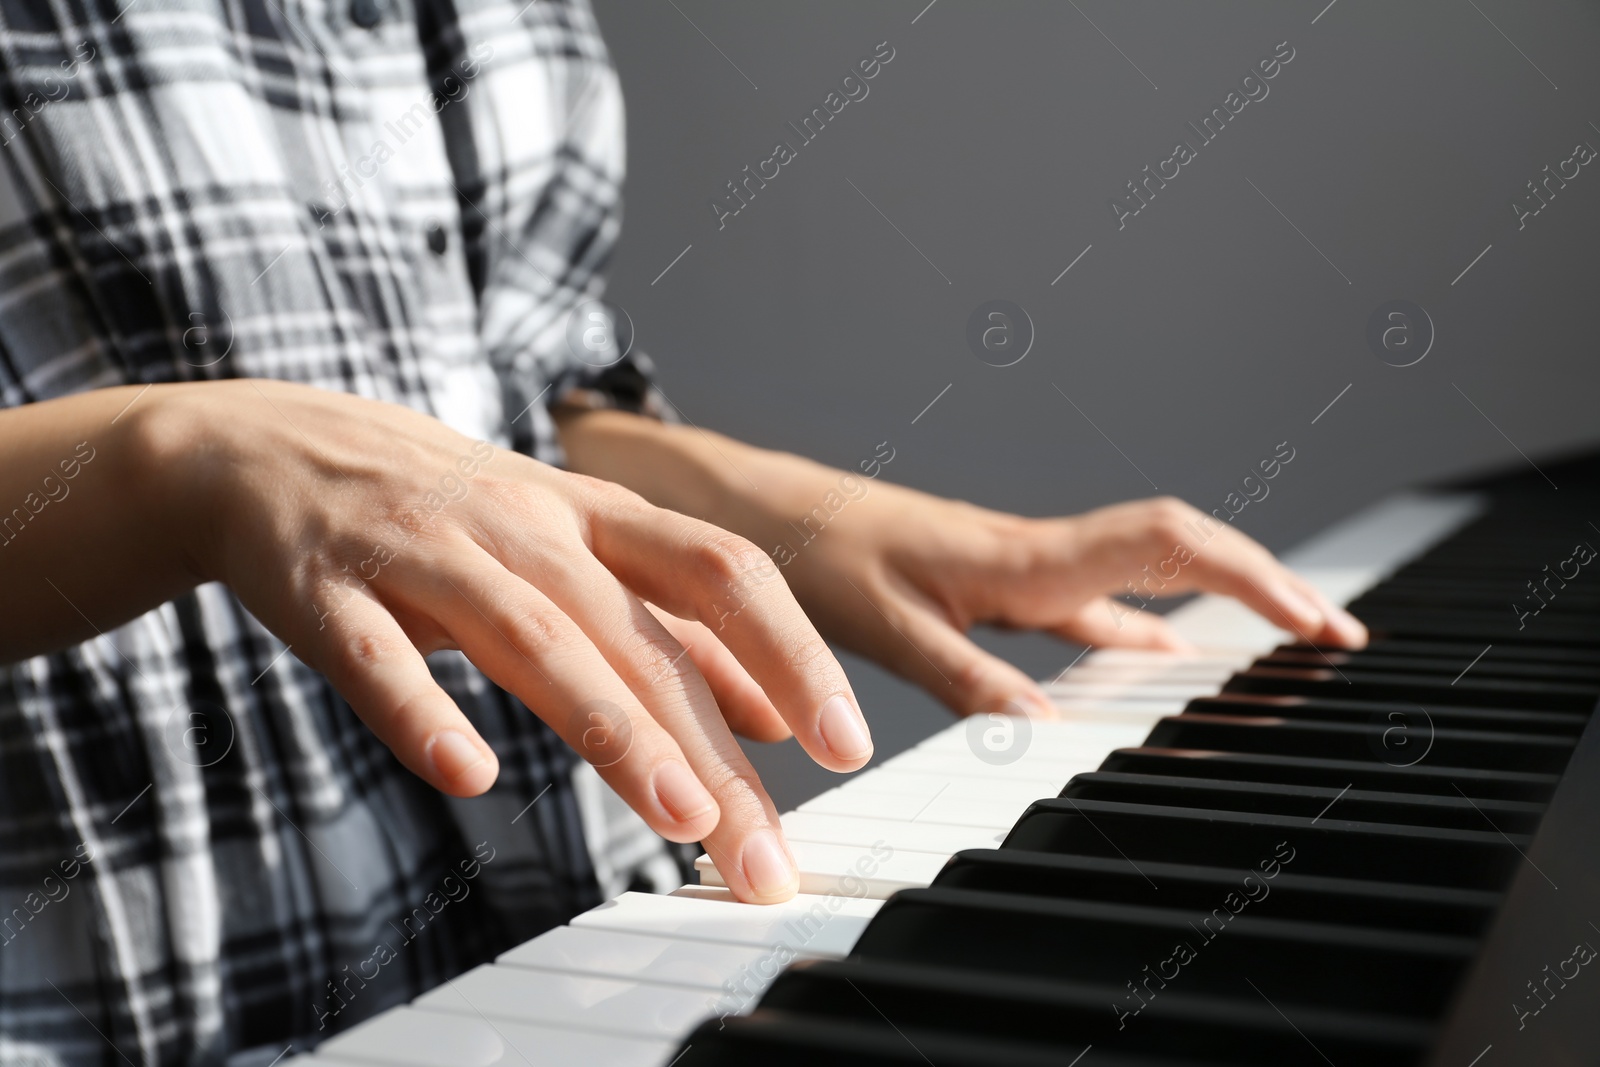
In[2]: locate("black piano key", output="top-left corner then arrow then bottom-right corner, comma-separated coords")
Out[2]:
750,958 -> 1432,1066
1001,798 -> 1526,888
1189,693 -> 1587,737
678,460 -> 1600,1067
1353,637 -> 1600,667
671,1012 -> 1092,1067
1354,578 -> 1600,606
1059,771 -> 1546,834
1356,609 -> 1600,645
850,887 -> 1475,1016
1257,648 -> 1600,684
1219,665 -> 1597,712
1099,747 -> 1560,802
1145,713 -> 1575,773
932,848 -> 1499,935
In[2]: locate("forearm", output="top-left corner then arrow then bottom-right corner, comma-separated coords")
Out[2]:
553,407 -> 836,541
0,385 -> 198,663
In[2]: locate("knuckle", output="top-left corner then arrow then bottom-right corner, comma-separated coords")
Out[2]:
780,632 -> 837,677
694,531 -> 777,593
500,605 -> 567,660
1147,496 -> 1197,538
703,764 -> 766,815
567,472 -> 650,525
622,625 -> 692,687
951,655 -> 990,694
488,478 -> 575,536
339,628 -> 394,672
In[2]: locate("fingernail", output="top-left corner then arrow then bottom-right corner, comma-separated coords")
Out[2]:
1019,692 -> 1059,720
741,829 -> 797,899
1275,585 -> 1324,633
653,759 -> 717,823
428,730 -> 493,789
1327,604 -> 1369,647
818,694 -> 873,762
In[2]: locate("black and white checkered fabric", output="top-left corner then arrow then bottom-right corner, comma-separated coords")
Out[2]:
0,1 -> 672,1063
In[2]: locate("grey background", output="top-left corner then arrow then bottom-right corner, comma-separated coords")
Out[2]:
590,0 -> 1600,811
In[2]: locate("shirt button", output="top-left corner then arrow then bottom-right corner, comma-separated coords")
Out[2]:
425,221 -> 448,256
350,0 -> 385,29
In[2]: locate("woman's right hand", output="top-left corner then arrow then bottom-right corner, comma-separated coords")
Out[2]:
134,379 -> 875,903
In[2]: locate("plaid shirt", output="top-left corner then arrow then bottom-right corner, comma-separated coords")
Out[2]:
0,1 -> 677,1064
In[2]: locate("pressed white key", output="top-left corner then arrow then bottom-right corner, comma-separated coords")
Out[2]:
317,1006 -> 670,1067
497,925 -> 801,990
697,840 -> 947,898
571,889 -> 879,958
780,811 -> 1006,854
415,963 -> 716,1040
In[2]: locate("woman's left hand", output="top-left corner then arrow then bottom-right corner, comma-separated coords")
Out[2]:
559,412 -> 1367,721
722,461 -> 1368,720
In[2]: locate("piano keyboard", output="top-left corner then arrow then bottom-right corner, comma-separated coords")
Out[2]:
289,463 -> 1600,1066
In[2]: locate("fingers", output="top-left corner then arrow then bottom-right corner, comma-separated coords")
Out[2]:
1052,597 -> 1195,652
1178,525 -> 1366,649
591,502 -> 874,771
1285,573 -> 1369,649
863,577 -> 1057,720
413,545 -> 726,852
1083,499 -> 1366,650
643,604 -> 792,743
528,554 -> 801,903
308,587 -> 500,797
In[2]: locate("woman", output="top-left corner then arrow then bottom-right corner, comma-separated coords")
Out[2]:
0,1 -> 1363,1063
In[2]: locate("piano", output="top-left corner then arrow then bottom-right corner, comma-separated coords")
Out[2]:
288,453 -> 1600,1066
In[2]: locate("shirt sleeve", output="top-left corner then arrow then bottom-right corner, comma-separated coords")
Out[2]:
429,0 -> 666,463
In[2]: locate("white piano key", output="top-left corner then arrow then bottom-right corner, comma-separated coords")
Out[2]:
1040,698 -> 1186,718
497,924 -> 807,991
415,963 -> 716,1040
1047,662 -> 1241,683
880,748 -> 1100,783
1161,597 -> 1300,651
1042,678 -> 1230,698
1162,494 -> 1481,647
316,1006 -> 670,1067
668,883 -> 742,901
571,889 -> 880,958
935,714 -> 1157,740
696,840 -> 948,898
837,769 -> 1064,803
913,719 -> 1158,757
1075,648 -> 1254,668
797,787 -> 1023,829
1277,492 -> 1482,591
280,491 -> 1486,1067
779,811 -> 1006,854
1042,682 -> 1220,701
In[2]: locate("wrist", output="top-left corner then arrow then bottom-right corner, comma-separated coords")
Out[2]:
555,408 -> 768,529
119,381 -> 235,585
